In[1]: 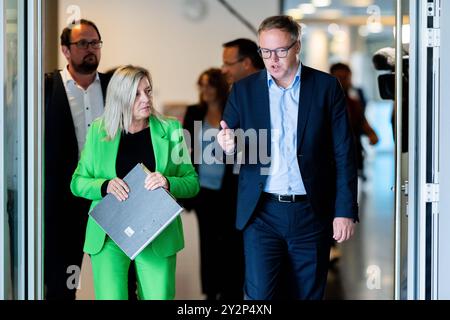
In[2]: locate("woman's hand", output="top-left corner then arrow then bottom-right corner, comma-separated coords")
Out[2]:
107,178 -> 130,202
145,172 -> 169,191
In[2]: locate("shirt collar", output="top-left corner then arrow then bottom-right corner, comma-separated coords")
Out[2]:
267,62 -> 302,89
62,65 -> 100,87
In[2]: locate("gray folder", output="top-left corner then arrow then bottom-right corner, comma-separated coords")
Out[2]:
89,163 -> 184,260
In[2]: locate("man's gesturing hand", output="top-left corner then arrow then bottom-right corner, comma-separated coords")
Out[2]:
217,120 -> 235,154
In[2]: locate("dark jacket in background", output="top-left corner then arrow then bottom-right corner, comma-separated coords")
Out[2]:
182,104 -> 243,299
182,104 -> 238,213
44,70 -> 111,300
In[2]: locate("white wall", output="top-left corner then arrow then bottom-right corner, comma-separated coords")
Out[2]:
303,28 -> 329,72
57,0 -> 278,109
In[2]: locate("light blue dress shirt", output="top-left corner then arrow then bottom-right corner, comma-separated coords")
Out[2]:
264,63 -> 306,195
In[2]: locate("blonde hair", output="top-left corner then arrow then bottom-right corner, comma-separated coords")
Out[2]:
102,65 -> 157,140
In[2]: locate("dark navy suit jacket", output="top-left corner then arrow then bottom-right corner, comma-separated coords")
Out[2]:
223,65 -> 359,230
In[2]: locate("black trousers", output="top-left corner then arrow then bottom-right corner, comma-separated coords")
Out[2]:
44,196 -> 137,300
194,187 -> 244,300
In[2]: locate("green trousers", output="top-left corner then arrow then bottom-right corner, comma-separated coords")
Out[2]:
90,237 -> 176,300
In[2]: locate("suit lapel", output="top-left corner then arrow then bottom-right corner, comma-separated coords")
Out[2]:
150,116 -> 169,173
53,72 -> 79,152
256,71 -> 272,157
297,65 -> 314,151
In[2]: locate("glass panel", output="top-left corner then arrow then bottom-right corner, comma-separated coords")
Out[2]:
4,0 -> 21,300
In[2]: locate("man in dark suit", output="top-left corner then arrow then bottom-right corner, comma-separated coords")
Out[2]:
221,38 -> 266,85
217,15 -> 358,300
44,19 -> 111,300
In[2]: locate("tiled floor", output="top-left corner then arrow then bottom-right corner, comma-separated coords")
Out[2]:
173,211 -> 204,299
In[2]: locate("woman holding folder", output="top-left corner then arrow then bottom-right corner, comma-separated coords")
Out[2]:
71,65 -> 199,300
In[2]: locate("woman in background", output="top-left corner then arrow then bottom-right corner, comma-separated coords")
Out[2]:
183,68 -> 243,300
71,65 -> 199,300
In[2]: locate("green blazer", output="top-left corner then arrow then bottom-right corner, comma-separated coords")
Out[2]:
70,115 -> 199,257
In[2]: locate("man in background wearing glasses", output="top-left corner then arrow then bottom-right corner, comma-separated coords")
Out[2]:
217,15 -> 358,300
221,38 -> 265,85
44,19 -> 111,300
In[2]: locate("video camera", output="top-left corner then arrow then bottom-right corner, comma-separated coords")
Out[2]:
372,47 -> 409,152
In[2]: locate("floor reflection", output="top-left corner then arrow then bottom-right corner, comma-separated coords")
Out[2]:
325,150 -> 395,300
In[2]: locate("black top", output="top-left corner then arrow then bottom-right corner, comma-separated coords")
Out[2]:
116,127 -> 156,178
101,127 -> 155,196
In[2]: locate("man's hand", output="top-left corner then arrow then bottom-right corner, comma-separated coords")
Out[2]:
217,120 -> 235,154
333,217 -> 356,243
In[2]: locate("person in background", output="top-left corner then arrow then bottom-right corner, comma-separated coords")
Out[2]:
330,63 -> 379,180
44,19 -> 111,300
70,65 -> 199,299
183,68 -> 243,299
328,63 -> 378,267
221,38 -> 265,85
217,15 -> 358,300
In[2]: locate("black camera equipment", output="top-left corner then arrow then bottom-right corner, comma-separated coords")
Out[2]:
372,47 -> 409,152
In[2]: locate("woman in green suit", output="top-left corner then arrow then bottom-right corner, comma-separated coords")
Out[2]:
71,65 -> 199,300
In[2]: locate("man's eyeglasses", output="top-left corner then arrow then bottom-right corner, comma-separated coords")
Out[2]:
222,57 -> 244,68
69,39 -> 103,50
258,41 -> 297,59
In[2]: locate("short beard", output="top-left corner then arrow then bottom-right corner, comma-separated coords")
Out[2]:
72,54 -> 99,75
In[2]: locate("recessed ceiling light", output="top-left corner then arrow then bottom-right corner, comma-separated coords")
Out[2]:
342,0 -> 374,7
287,8 -> 304,20
316,9 -> 342,19
298,3 -> 316,15
312,0 -> 331,7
